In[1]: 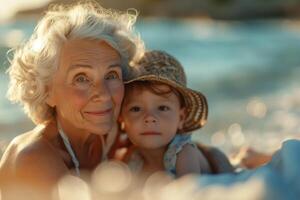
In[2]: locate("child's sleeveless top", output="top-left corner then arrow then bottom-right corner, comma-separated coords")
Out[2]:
128,134 -> 199,176
127,134 -> 235,176
164,134 -> 198,175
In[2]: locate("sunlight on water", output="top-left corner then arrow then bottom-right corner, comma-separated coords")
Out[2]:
3,29 -> 24,48
211,131 -> 226,146
247,98 -> 267,119
228,123 -> 245,147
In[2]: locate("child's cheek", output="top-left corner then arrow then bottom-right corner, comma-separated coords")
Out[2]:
161,111 -> 179,121
124,113 -> 141,125
126,114 -> 138,122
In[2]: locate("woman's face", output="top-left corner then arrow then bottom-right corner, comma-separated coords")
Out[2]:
47,39 -> 124,136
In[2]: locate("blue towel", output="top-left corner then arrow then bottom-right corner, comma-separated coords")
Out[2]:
195,139 -> 300,200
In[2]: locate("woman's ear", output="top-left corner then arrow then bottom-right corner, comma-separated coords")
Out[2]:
178,108 -> 186,130
45,85 -> 55,107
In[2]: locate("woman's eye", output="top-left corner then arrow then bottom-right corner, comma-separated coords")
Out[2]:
72,74 -> 92,89
74,74 -> 90,83
158,105 -> 170,111
105,71 -> 120,80
129,106 -> 141,112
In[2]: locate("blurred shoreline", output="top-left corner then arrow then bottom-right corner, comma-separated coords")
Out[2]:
12,0 -> 300,20
1,0 -> 300,24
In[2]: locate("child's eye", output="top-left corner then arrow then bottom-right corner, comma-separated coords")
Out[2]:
158,105 -> 170,111
105,71 -> 120,80
129,106 -> 141,112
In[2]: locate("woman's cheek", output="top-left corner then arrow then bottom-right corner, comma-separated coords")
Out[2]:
111,81 -> 124,105
70,89 -> 90,108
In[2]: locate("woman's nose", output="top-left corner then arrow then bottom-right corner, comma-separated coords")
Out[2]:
91,82 -> 111,102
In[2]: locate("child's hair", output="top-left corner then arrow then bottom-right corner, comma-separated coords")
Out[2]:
123,80 -> 185,108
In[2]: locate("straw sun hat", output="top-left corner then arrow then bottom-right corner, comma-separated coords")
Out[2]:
125,50 -> 208,133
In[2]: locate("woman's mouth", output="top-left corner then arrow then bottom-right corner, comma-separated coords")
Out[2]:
85,108 -> 112,116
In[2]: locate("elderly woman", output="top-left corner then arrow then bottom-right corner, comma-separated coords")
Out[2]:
0,1 -> 144,195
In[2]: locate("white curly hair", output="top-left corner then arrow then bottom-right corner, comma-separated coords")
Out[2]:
6,1 -> 145,124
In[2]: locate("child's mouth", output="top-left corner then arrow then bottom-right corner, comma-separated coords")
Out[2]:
140,131 -> 161,136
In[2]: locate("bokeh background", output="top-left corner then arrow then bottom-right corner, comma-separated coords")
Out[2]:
1,0 -> 300,158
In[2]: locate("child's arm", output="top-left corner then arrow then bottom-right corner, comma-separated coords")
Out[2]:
176,144 -> 208,177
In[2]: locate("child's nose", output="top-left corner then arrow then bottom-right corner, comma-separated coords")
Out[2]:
144,113 -> 157,123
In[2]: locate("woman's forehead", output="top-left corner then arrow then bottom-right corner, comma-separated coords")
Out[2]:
60,39 -> 121,65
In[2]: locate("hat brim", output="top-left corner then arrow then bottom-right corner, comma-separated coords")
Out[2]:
124,75 -> 208,133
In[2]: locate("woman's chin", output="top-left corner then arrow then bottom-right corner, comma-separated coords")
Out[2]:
86,123 -> 113,136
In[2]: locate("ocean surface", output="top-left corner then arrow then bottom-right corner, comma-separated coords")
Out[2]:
1,18 -> 300,155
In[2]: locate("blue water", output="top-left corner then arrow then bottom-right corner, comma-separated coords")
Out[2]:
135,20 -> 300,120
1,19 -> 300,151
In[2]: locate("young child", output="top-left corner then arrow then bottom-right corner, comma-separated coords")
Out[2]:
119,50 -> 233,177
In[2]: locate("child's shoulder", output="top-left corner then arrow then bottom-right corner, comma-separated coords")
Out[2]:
178,143 -> 211,166
174,141 -> 235,175
166,134 -> 235,174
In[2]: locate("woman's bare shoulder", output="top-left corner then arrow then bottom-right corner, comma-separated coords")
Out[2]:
0,125 -> 68,185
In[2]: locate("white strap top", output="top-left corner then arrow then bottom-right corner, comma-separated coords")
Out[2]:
57,121 -> 81,176
57,120 -> 118,176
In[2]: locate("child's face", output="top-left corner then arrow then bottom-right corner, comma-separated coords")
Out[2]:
120,84 -> 185,150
